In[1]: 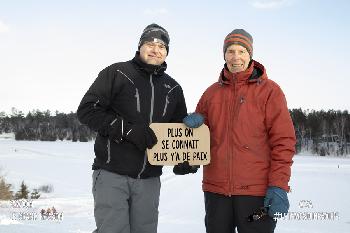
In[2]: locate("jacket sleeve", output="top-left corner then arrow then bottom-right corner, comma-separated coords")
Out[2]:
77,67 -> 124,138
169,86 -> 188,123
265,84 -> 296,192
195,92 -> 209,127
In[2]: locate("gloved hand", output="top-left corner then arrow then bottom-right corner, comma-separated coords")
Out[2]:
124,123 -> 158,151
183,113 -> 204,128
173,161 -> 199,175
107,116 -> 127,143
264,186 -> 289,218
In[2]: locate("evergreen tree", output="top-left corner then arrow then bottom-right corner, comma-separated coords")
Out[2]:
14,181 -> 29,199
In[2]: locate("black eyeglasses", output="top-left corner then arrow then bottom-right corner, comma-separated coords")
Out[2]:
247,207 -> 268,222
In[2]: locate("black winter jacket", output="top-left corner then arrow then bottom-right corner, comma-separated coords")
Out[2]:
77,53 -> 187,178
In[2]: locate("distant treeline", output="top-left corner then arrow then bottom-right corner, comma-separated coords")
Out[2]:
289,108 -> 350,156
0,108 -> 95,142
1,108 -> 350,156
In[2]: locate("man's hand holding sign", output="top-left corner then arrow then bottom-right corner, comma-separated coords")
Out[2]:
147,113 -> 209,175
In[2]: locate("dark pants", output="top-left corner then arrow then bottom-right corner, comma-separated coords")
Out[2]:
204,192 -> 276,233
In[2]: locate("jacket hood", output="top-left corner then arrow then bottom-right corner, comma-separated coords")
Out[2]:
219,60 -> 267,85
132,51 -> 167,76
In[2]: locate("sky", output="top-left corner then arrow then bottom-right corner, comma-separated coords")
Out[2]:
1,0 -> 350,115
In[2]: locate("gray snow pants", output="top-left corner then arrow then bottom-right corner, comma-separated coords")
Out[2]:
92,169 -> 161,233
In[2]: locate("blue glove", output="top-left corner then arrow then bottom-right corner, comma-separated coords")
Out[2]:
183,113 -> 204,128
264,186 -> 289,218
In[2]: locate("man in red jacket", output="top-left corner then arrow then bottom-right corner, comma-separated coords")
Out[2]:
183,29 -> 296,233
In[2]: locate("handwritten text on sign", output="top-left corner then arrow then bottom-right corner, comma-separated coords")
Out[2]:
147,123 -> 210,165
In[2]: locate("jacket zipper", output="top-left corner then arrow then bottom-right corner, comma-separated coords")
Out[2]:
149,74 -> 155,123
230,87 -> 244,194
162,96 -> 169,117
135,88 -> 140,112
228,84 -> 235,195
162,85 -> 179,117
106,139 -> 111,164
137,74 -> 155,178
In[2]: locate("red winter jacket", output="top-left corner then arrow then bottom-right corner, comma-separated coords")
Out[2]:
196,60 -> 296,196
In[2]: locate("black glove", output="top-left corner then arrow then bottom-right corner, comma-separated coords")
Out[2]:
124,123 -> 158,151
107,116 -> 127,143
173,161 -> 199,175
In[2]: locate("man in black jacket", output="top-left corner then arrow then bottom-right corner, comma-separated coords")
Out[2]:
77,24 -> 189,233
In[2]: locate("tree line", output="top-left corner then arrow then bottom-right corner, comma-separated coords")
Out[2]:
289,108 -> 350,156
0,179 -> 40,200
0,108 -> 95,142
1,108 -> 350,156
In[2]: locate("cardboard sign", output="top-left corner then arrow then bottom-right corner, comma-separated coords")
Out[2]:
147,123 -> 210,166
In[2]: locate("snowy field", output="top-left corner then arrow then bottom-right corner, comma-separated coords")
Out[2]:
0,140 -> 349,233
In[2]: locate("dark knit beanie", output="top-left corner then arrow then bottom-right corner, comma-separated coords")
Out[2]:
223,29 -> 253,58
138,23 -> 170,54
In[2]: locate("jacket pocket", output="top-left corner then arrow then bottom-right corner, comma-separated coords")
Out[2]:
203,149 -> 228,183
162,96 -> 169,117
236,98 -> 266,137
235,144 -> 270,185
162,85 -> 179,118
116,69 -> 140,113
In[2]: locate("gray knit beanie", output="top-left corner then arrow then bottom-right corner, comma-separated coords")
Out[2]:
138,23 -> 170,54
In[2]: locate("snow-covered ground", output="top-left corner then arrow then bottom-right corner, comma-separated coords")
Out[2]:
0,140 -> 349,233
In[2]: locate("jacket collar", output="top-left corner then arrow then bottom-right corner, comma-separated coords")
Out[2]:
132,52 -> 167,76
219,60 -> 267,85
